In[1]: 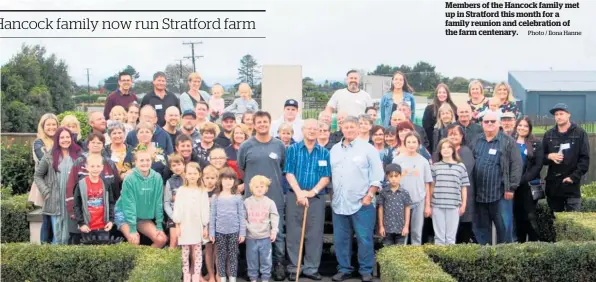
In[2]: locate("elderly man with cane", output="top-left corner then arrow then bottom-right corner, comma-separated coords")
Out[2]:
329,116 -> 384,282
284,119 -> 331,281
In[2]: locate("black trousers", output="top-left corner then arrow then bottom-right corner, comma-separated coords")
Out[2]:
514,184 -> 539,242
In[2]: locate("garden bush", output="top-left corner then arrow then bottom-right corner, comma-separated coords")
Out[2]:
377,246 -> 456,282
57,110 -> 91,139
0,141 -> 34,195
554,212 -> 596,241
424,242 -> 596,282
1,243 -> 181,282
379,242 -> 596,282
0,191 -> 34,243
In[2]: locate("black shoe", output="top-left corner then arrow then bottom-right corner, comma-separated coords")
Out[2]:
272,263 -> 286,281
332,272 -> 352,281
303,272 -> 323,280
361,273 -> 373,282
288,272 -> 297,281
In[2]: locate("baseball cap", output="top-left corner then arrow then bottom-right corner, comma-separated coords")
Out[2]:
385,163 -> 402,175
549,103 -> 569,115
181,110 -> 196,118
284,99 -> 299,109
501,112 -> 516,119
222,112 -> 236,121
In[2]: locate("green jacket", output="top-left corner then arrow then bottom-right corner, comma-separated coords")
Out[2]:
115,168 -> 164,233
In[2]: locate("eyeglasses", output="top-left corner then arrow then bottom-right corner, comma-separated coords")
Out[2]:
483,120 -> 497,124
210,157 -> 226,160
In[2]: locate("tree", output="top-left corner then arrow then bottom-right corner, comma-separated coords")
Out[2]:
164,63 -> 193,93
132,80 -> 154,94
407,61 -> 441,93
103,65 -> 141,92
237,54 -> 261,88
1,44 -> 74,132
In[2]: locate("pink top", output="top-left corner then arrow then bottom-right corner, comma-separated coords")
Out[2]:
209,97 -> 225,116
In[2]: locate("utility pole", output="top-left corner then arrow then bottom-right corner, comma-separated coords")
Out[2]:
175,59 -> 185,92
183,41 -> 204,73
85,68 -> 91,104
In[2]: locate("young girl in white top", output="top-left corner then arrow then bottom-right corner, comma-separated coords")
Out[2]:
430,139 -> 470,246
173,162 -> 210,282
392,132 -> 433,245
209,168 -> 246,282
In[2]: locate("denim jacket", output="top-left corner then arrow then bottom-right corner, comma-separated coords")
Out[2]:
380,92 -> 416,127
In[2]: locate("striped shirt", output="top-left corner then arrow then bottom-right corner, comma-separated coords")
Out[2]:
284,141 -> 331,194
473,133 -> 503,203
209,194 -> 247,237
431,161 -> 470,208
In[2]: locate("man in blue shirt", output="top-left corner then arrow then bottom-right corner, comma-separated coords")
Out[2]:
329,116 -> 384,282
284,119 -> 331,281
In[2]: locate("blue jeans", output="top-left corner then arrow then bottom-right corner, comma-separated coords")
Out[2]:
246,238 -> 272,281
332,204 -> 376,275
40,215 -> 53,244
474,198 -> 514,244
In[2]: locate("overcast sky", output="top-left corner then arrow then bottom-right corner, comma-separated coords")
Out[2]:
1,0 -> 594,87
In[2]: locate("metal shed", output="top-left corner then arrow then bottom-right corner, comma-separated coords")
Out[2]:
508,71 -> 596,122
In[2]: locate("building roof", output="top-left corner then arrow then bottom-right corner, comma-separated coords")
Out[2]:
509,71 -> 596,92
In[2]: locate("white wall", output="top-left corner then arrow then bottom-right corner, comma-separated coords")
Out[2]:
261,65 -> 303,119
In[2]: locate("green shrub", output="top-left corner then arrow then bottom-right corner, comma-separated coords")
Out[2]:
0,142 -> 34,195
424,242 -> 596,282
0,243 -> 181,282
57,110 -> 91,139
377,246 -> 455,282
0,192 -> 34,243
554,212 -> 596,241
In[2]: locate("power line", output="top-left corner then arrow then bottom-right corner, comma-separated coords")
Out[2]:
182,41 -> 204,73
175,59 -> 185,92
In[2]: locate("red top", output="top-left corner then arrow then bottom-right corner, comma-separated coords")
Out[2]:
85,177 -> 105,230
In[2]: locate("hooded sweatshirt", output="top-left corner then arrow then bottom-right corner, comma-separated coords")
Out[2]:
115,167 -> 164,233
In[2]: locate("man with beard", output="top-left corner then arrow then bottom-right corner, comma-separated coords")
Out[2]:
238,111 -> 287,281
179,110 -> 201,148
163,106 -> 181,145
81,111 -> 107,152
104,72 -> 137,120
140,72 -> 180,127
214,112 -> 236,147
500,112 -> 517,136
326,70 -> 373,117
543,103 -> 590,212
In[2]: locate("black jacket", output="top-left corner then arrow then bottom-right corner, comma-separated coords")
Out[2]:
542,123 -> 590,197
520,138 -> 544,184
414,123 -> 430,151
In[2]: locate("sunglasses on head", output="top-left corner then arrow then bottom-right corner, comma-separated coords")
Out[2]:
483,120 -> 497,124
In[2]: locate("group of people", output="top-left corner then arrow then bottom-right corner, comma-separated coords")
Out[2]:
28,69 -> 590,282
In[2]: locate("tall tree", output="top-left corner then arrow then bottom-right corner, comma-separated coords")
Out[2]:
1,44 -> 74,132
237,54 -> 261,88
164,63 -> 193,93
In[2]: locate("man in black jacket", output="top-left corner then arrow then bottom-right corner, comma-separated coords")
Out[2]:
543,103 -> 591,212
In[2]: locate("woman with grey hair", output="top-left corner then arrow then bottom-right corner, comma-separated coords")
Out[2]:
358,114 -> 374,143
317,121 -> 335,150
104,120 -> 133,178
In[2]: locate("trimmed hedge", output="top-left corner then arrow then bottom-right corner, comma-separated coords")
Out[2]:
1,243 -> 181,282
379,242 -> 596,282
554,212 -> 596,241
0,192 -> 34,243
377,246 -> 456,282
0,142 -> 35,195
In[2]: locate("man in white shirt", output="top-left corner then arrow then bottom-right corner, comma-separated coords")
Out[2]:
325,70 -> 373,117
271,99 -> 304,142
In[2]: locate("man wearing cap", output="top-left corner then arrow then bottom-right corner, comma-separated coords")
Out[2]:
179,110 -> 201,148
500,112 -> 517,136
543,103 -> 590,212
215,112 -> 236,147
271,99 -> 305,142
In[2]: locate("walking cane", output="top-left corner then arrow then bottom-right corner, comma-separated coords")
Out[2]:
295,203 -> 309,282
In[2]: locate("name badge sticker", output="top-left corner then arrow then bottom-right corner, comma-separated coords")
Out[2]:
269,152 -> 278,159
489,149 -> 497,155
318,160 -> 328,166
155,104 -> 163,110
560,143 -> 570,150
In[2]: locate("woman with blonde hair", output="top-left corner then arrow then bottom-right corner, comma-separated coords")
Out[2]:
29,113 -> 59,243
109,105 -> 128,123
493,82 -> 521,119
60,115 -> 85,145
225,124 -> 250,180
432,103 -> 457,153
224,83 -> 259,120
466,80 -> 489,123
180,72 -> 211,113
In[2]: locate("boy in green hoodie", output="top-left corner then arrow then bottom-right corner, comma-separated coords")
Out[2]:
114,150 -> 167,248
